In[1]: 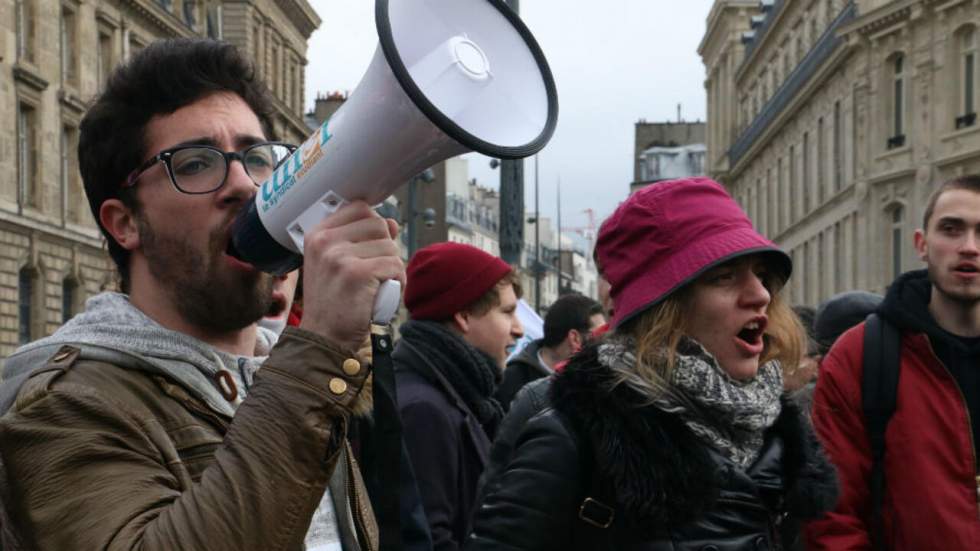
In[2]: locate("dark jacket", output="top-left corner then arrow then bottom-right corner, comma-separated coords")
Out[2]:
0,328 -> 378,551
477,375 -> 553,502
496,340 -> 550,410
806,270 -> 980,550
466,344 -> 838,551
350,416 -> 434,551
394,340 -> 492,551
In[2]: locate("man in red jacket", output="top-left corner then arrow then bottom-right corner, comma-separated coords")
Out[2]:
806,175 -> 980,549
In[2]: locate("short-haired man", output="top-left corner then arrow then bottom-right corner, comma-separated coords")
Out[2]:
496,293 -> 604,409
806,175 -> 980,549
394,242 -> 523,551
0,39 -> 403,550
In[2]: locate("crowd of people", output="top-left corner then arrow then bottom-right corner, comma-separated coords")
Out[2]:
0,37 -> 978,551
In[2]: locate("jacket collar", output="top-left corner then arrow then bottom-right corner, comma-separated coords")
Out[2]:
507,339 -> 551,377
1,292 -> 277,418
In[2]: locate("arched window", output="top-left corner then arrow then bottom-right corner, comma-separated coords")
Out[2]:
887,54 -> 906,148
890,205 -> 904,279
957,27 -> 977,128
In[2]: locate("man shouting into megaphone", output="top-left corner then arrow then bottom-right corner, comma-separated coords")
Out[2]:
0,39 -> 402,551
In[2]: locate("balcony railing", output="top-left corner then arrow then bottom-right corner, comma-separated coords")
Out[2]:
955,112 -> 977,130
886,134 -> 906,150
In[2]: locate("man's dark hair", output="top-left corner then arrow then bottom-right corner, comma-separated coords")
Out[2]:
792,305 -> 819,357
922,174 -> 980,230
541,293 -> 603,348
79,38 -> 278,292
814,290 -> 882,355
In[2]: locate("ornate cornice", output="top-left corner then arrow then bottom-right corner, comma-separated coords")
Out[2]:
838,0 -> 915,38
119,0 -> 193,38
96,8 -> 120,28
58,89 -> 88,117
698,0 -> 757,57
273,0 -> 321,40
13,64 -> 49,95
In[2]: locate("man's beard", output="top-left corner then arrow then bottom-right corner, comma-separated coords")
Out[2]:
138,216 -> 275,333
928,262 -> 980,305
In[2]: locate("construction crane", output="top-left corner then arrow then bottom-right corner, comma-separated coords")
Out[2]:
563,208 -> 599,257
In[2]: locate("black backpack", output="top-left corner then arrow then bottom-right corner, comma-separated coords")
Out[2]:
861,313 -> 901,551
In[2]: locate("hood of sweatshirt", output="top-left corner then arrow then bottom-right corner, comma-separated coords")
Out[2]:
878,269 -> 980,354
1,292 -> 277,417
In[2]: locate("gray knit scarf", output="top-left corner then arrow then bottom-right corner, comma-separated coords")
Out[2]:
597,335 -> 783,468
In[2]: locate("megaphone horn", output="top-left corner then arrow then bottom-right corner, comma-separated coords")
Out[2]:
230,0 -> 558,323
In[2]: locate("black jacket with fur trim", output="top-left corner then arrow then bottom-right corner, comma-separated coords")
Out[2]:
465,344 -> 838,551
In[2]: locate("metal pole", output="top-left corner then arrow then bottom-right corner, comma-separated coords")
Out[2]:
534,154 -> 541,313
498,0 -> 524,266
557,178 -> 562,294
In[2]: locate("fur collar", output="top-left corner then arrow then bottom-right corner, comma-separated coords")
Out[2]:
550,343 -> 838,526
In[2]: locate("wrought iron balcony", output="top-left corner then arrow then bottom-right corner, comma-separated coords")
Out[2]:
955,112 -> 977,130
886,134 -> 906,150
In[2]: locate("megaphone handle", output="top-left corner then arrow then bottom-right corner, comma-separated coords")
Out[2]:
373,279 -> 401,324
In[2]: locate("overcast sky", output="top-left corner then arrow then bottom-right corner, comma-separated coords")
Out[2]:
304,0 -> 715,230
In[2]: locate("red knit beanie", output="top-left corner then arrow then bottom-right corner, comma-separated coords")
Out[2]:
405,242 -> 513,321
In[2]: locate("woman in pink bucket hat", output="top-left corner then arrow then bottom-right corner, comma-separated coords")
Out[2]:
466,177 -> 838,550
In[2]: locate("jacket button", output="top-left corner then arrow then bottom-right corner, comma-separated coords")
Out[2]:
342,358 -> 361,376
329,378 -> 348,395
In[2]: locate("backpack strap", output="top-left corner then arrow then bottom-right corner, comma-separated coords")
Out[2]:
861,313 -> 901,551
363,326 -> 403,551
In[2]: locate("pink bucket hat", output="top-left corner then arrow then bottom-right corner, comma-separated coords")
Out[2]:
598,177 -> 791,328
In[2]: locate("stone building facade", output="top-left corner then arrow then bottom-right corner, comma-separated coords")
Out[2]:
700,0 -> 980,305
0,0 -> 318,361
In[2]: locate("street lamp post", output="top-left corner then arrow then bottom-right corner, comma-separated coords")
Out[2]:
405,170 -> 435,258
498,0 -> 525,267
556,178 -> 562,294
534,154 -> 540,312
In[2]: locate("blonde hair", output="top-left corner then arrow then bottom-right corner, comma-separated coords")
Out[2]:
619,269 -> 805,395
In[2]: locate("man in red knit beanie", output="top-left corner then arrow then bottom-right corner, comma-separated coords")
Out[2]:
394,242 -> 523,551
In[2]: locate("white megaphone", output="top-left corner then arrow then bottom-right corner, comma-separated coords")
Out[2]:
229,0 -> 558,323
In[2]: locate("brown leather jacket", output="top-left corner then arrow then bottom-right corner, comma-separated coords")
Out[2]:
0,327 -> 379,551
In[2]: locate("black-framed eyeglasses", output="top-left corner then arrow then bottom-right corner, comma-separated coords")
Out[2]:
123,142 -> 297,194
